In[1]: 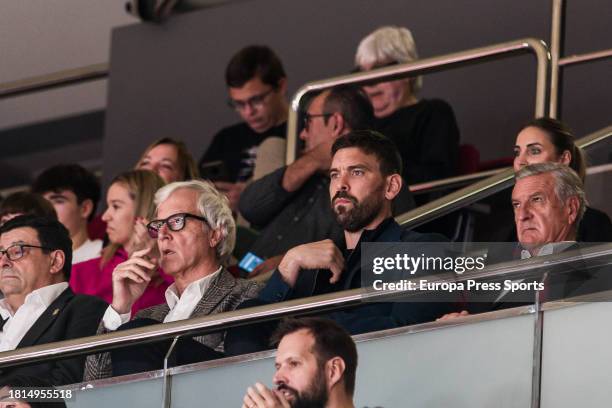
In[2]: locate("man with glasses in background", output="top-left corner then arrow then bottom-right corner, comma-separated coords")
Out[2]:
198,45 -> 289,213
0,215 -> 106,386
84,180 -> 260,380
238,86 -> 415,276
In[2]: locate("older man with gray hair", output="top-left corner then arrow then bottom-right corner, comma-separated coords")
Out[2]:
84,180 -> 260,380
513,162 -> 586,257
440,162 -> 592,319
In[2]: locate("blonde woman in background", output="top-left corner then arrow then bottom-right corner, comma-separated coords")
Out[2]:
71,170 -> 172,314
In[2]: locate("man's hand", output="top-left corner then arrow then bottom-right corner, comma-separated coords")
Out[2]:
278,240 -> 344,288
281,138 -> 336,193
436,310 -> 470,321
250,254 -> 284,278
303,138 -> 336,173
128,217 -> 158,258
215,181 -> 246,213
242,382 -> 290,408
111,248 -> 158,314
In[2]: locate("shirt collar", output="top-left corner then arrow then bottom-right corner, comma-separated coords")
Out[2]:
0,299 -> 12,320
0,282 -> 68,319
164,266 -> 222,310
356,218 -> 396,245
520,241 -> 576,259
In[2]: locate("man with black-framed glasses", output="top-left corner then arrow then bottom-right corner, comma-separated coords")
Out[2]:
238,86 -> 416,277
84,180 -> 261,380
0,215 -> 107,386
198,45 -> 289,214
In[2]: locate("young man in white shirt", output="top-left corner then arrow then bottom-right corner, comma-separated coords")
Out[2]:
0,215 -> 107,386
32,164 -> 103,265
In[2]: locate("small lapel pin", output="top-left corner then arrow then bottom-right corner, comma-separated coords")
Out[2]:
52,308 -> 60,316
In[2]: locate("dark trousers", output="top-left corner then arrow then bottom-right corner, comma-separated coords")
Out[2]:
111,318 -> 224,376
224,299 -> 278,356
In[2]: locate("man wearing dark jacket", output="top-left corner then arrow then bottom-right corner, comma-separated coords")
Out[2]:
0,215 -> 107,386
239,86 -> 416,274
226,130 -> 445,355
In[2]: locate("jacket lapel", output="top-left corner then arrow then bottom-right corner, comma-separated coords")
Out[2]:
189,269 -> 236,318
17,287 -> 73,348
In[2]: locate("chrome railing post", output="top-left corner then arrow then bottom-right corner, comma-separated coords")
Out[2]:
549,0 -> 565,119
530,272 -> 548,408
161,336 -> 180,408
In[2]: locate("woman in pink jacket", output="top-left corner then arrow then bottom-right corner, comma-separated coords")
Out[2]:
71,169 -> 173,314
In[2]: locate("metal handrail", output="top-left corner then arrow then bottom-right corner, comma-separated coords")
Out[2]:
0,241 -> 611,370
409,168 -> 507,194
548,0 -> 612,118
5,161 -> 610,202
285,38 -> 550,164
548,0 -> 565,119
0,63 -> 109,99
406,158 -> 611,195
558,49 -> 612,67
396,167 -> 515,228
395,124 -> 612,229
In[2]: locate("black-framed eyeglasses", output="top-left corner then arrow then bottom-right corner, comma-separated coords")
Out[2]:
0,244 -> 54,261
146,213 -> 210,239
302,113 -> 334,131
227,89 -> 275,112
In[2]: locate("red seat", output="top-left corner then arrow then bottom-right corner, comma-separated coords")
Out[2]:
458,144 -> 480,174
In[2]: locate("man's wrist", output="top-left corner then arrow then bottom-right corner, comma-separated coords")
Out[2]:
103,305 -> 131,331
110,302 -> 131,315
278,259 -> 298,288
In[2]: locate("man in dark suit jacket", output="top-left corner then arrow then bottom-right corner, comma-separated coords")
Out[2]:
0,215 -> 107,386
83,180 -> 260,381
226,130 -> 447,355
441,162 -> 597,319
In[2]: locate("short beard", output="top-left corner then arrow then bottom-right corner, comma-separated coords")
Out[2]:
333,188 -> 384,233
277,365 -> 328,408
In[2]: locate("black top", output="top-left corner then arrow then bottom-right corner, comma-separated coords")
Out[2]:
578,206 -> 612,242
198,121 -> 287,182
374,98 -> 460,184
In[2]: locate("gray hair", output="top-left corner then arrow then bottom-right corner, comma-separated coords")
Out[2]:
154,180 -> 236,264
515,162 -> 587,226
354,26 -> 423,95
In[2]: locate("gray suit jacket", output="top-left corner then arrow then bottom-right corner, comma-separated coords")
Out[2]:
83,269 -> 261,380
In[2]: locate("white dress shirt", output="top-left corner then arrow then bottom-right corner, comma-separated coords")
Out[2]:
103,267 -> 222,330
0,282 -> 69,352
72,239 -> 103,264
519,241 -> 575,260
495,241 -> 576,302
